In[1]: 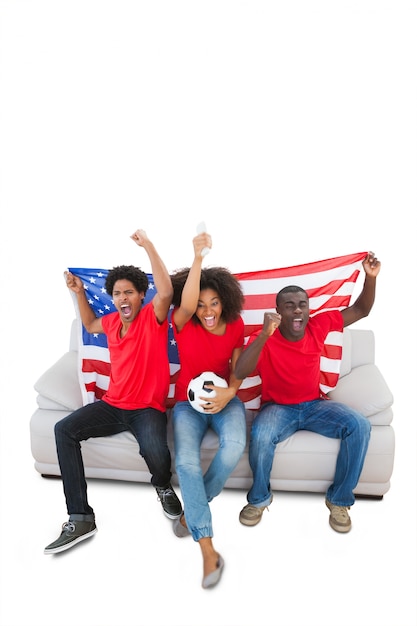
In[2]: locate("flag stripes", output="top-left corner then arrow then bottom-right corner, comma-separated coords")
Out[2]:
68,251 -> 367,408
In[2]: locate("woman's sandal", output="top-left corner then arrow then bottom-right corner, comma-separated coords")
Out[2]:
172,515 -> 190,538
202,555 -> 225,589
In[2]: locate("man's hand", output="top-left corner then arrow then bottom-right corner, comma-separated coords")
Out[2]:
261,312 -> 281,337
130,229 -> 149,247
65,271 -> 84,294
363,251 -> 381,278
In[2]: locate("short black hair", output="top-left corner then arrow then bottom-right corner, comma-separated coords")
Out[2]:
171,266 -> 244,323
105,265 -> 149,296
276,285 -> 308,307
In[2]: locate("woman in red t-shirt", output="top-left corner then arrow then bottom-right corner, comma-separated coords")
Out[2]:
170,230 -> 246,589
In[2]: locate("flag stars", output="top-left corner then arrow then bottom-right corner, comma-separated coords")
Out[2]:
89,277 -> 97,284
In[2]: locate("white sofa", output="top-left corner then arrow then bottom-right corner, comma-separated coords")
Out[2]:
30,320 -> 395,498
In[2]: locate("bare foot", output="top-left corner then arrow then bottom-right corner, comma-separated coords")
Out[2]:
199,537 -> 221,578
203,551 -> 221,579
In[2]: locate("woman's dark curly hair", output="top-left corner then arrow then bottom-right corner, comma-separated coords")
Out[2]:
105,265 -> 149,296
170,266 -> 244,324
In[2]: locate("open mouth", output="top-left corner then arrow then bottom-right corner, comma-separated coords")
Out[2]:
204,315 -> 216,328
293,317 -> 303,331
121,305 -> 132,318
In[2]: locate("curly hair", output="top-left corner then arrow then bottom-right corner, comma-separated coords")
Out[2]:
105,265 -> 149,296
170,266 -> 244,323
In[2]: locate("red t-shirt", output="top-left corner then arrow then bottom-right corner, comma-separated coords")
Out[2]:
173,313 -> 245,401
250,310 -> 343,405
101,304 -> 170,411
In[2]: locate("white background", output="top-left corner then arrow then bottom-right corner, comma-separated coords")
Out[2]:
0,2 -> 416,626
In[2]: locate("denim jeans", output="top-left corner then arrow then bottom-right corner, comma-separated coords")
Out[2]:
54,400 -> 173,518
172,396 -> 246,541
247,399 -> 371,508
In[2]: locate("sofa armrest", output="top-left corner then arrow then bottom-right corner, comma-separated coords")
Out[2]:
34,351 -> 83,411
328,363 -> 393,423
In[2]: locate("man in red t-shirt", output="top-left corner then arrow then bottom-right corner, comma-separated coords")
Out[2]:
44,229 -> 182,555
236,252 -> 381,533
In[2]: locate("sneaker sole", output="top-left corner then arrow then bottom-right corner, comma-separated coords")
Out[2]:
44,528 -> 98,554
239,514 -> 263,527
328,518 -> 351,533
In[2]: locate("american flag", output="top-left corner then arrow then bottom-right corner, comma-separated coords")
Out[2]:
68,251 -> 367,409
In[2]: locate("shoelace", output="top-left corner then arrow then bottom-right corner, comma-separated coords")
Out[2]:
62,521 -> 76,533
157,487 -> 174,502
331,505 -> 350,521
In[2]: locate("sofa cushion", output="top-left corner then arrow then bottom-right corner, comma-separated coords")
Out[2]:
328,363 -> 394,421
34,351 -> 83,411
36,394 -> 74,411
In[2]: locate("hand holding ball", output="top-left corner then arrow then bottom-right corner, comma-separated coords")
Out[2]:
187,371 -> 228,412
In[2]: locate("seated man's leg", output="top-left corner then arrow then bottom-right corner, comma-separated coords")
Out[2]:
45,401 -> 123,554
240,403 -> 298,526
304,399 -> 371,506
55,400 -> 125,517
130,407 -> 182,519
304,399 -> 371,532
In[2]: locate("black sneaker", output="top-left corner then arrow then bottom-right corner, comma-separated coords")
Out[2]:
44,520 -> 97,554
155,483 -> 182,519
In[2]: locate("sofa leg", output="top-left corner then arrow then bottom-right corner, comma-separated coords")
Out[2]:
355,493 -> 383,500
41,474 -> 61,479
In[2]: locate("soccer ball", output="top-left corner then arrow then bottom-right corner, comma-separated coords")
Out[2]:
187,371 -> 228,413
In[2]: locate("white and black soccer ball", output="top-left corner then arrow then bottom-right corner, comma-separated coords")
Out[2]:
187,371 -> 228,413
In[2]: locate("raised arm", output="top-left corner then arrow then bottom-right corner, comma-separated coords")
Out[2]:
341,251 -> 381,328
130,229 -> 173,323
65,271 -> 104,334
172,231 -> 212,332
234,312 -> 281,380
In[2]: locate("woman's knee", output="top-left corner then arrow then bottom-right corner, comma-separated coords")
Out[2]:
221,437 -> 246,461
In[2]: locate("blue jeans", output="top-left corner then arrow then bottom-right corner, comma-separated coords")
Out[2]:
172,397 -> 246,541
54,400 -> 173,518
247,399 -> 371,508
